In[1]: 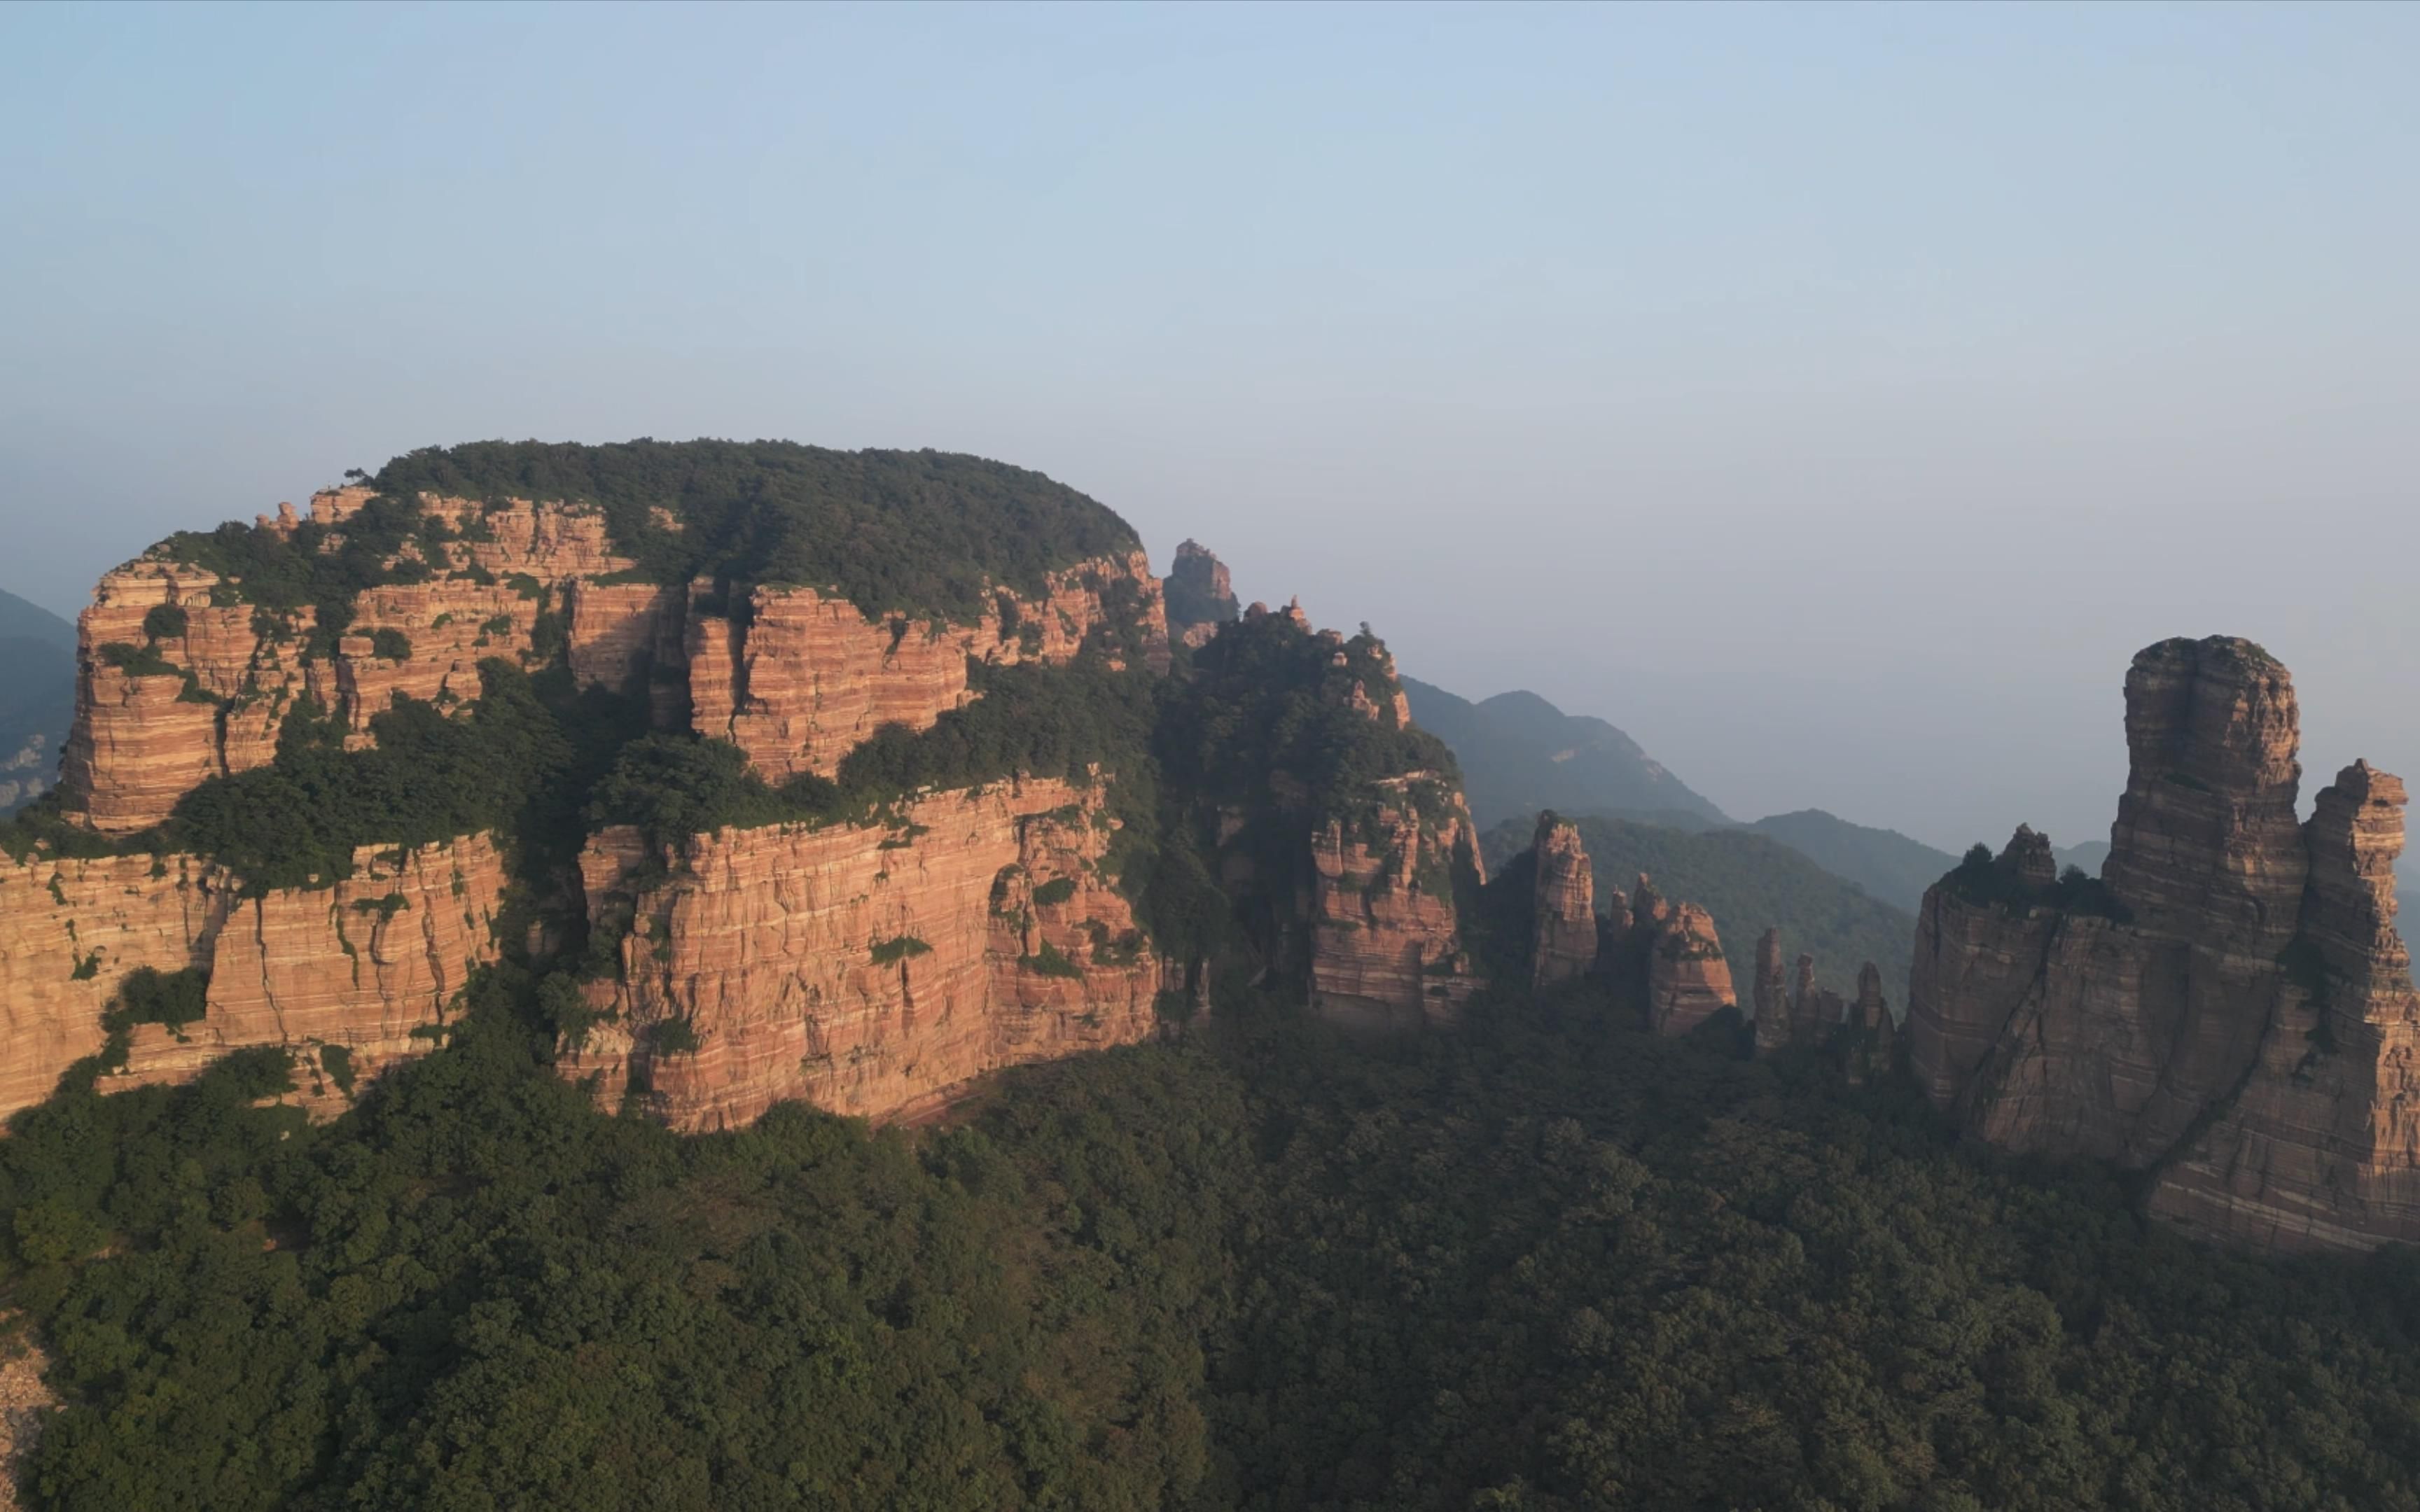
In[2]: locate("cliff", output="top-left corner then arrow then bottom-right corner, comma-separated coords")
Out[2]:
563,776 -> 1160,1128
0,832 -> 506,1122
688,550 -> 1169,781
20,443 -> 1503,1137
60,489 -> 657,833
1305,774 -> 1487,1030
1164,539 -> 1239,649
1529,813 -> 1596,987
1487,816 -> 1742,1036
1907,636 -> 2420,1252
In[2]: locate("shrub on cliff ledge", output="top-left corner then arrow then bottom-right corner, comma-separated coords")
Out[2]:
171,659 -> 569,891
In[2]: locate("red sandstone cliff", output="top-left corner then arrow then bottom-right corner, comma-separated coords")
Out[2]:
61,489 -> 655,833
0,833 -> 506,1122
1907,636 -> 2420,1252
562,776 -> 1161,1128
1307,774 -> 1487,1030
1529,813 -> 1597,987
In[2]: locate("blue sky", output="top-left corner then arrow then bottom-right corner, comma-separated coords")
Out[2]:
4,2 -> 2415,849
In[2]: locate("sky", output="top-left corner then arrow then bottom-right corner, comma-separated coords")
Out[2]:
4,1 -> 2414,853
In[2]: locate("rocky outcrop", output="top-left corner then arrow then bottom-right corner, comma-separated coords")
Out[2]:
2148,762 -> 2420,1250
1752,928 -> 1790,1056
1595,873 -> 1736,1037
562,776 -> 1161,1128
1529,813 -> 1596,986
1307,776 -> 1487,1030
1164,540 -> 1239,650
1645,902 -> 1735,1036
687,552 -> 1170,782
1908,636 -> 2420,1252
0,833 -> 506,1123
60,491 -> 663,832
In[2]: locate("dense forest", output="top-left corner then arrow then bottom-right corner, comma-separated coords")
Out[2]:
373,440 -> 1143,620
1482,813 -> 1919,1000
9,970 -> 2420,1510
13,445 -> 2420,1509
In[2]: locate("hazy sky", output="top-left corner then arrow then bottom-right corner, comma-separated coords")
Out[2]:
5,2 -> 2414,853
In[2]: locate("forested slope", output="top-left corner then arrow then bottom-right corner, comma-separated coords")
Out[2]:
8,973 -> 2420,1510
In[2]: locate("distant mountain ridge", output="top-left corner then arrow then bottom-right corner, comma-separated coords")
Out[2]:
0,585 -> 75,814
1400,677 -> 1727,831
1741,810 -> 1960,915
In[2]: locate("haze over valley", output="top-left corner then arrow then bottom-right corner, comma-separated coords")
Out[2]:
6,7 -> 2420,1511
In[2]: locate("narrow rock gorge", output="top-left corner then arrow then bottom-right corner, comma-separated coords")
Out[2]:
1907,636 -> 2420,1252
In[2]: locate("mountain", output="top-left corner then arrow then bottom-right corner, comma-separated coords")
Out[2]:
9,449 -> 2420,1508
2054,838 -> 2110,876
1911,636 -> 2420,1253
1,441 -> 1491,1127
0,586 -> 76,815
1742,809 -> 1960,914
1482,811 -> 1916,1002
1400,676 -> 1727,830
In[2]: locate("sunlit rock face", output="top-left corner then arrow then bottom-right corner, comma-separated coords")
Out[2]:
0,833 -> 507,1123
562,776 -> 1162,1129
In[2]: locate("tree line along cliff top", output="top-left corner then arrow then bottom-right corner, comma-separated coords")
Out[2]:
171,440 -> 1146,625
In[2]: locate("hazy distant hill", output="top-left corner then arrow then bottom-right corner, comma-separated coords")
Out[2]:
2054,839 -> 2111,876
1485,813 -> 1917,1002
1402,678 -> 1727,830
0,586 -> 75,814
1742,810 -> 1960,915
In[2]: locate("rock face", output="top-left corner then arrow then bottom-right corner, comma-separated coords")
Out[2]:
688,552 -> 1169,781
1307,775 -> 1487,1030
60,491 -> 659,833
0,833 -> 506,1123
1644,902 -> 1735,1036
1594,872 -> 1736,1037
1529,813 -> 1597,987
1907,636 -> 2420,1252
564,777 -> 1161,1129
1164,540 -> 1239,650
1752,929 -> 1791,1055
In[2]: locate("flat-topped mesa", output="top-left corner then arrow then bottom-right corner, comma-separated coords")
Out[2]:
1165,539 -> 1239,650
1909,633 -> 2420,1252
1529,812 -> 1597,987
2102,636 -> 2307,952
61,451 -> 1174,831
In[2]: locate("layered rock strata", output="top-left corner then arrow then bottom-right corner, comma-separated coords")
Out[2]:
1907,636 -> 2420,1252
61,489 -> 657,832
686,552 -> 1170,781
0,833 -> 506,1122
1597,873 -> 1737,1037
1644,902 -> 1735,1036
1307,774 -> 1488,1030
562,777 -> 1161,1128
1529,813 -> 1597,987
